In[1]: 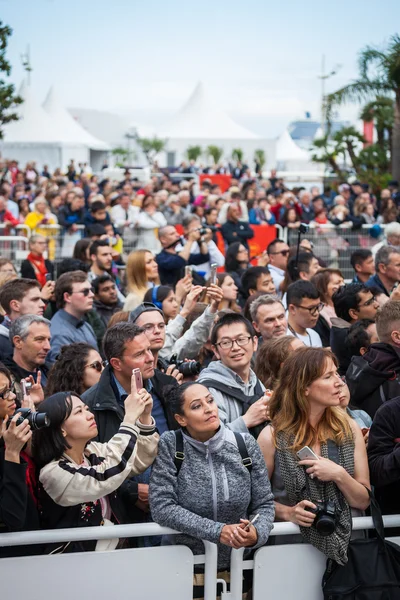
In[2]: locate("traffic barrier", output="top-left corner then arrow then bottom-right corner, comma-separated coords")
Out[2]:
1,516 -> 400,600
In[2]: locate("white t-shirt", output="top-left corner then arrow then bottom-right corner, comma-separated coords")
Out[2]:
286,327 -> 322,347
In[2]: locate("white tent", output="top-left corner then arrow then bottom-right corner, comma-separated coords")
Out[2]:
43,86 -> 110,171
275,129 -> 312,171
157,82 -> 274,167
1,82 -> 109,171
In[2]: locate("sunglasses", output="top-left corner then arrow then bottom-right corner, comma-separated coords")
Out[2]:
85,360 -> 106,372
70,287 -> 92,297
269,250 -> 289,257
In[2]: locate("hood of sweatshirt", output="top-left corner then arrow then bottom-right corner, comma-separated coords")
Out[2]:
182,423 -> 227,456
198,360 -> 259,392
346,343 -> 400,404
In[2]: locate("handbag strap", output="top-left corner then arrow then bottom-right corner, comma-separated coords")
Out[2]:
366,487 -> 385,542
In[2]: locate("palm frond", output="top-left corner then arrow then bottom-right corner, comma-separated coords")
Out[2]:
325,80 -> 394,124
358,46 -> 390,81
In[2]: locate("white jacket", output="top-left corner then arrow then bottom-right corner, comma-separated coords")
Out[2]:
135,211 -> 167,253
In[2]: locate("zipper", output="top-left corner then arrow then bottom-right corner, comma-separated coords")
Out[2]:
221,466 -> 229,501
207,450 -> 218,522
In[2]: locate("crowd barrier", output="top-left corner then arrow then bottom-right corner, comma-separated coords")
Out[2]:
0,222 -> 388,280
1,515 -> 400,600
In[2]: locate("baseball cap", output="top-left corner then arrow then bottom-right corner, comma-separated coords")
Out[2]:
129,302 -> 164,323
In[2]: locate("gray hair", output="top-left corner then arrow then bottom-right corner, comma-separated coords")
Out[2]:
29,234 -> 46,249
385,222 -> 400,238
375,245 -> 400,272
9,314 -> 50,344
249,294 -> 284,322
182,214 -> 200,229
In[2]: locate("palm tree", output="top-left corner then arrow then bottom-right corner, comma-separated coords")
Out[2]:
206,145 -> 223,166
332,126 -> 366,171
186,145 -> 202,162
310,135 -> 344,177
325,34 -> 400,180
232,148 -> 244,162
136,136 -> 166,166
360,96 -> 394,151
254,149 -> 266,170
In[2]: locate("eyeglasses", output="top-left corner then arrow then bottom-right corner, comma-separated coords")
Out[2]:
0,388 -> 13,400
269,250 -> 289,257
142,322 -> 166,333
358,295 -> 376,308
293,302 -> 324,316
85,361 -> 106,373
215,336 -> 252,350
70,288 -> 93,297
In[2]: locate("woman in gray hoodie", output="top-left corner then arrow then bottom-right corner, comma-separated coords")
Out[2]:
149,382 -> 274,587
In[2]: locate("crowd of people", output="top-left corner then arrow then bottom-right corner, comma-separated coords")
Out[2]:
2,157 -> 400,596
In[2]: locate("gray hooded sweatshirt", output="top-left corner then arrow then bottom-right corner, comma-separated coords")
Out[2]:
198,361 -> 265,433
149,424 -> 274,569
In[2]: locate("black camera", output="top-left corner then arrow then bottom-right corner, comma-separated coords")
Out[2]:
175,360 -> 201,377
306,500 -> 337,537
299,223 -> 309,234
7,408 -> 50,431
199,227 -> 209,236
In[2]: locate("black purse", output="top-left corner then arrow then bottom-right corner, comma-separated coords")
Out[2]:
322,489 -> 400,599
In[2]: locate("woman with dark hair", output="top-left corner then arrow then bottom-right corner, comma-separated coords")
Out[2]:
311,268 -> 344,347
0,362 -> 40,555
212,272 -> 241,312
143,285 -> 179,323
45,343 -> 104,396
258,347 -> 370,564
150,382 -> 274,594
73,238 -> 92,265
255,336 -> 304,389
225,242 -> 249,304
33,376 -> 159,552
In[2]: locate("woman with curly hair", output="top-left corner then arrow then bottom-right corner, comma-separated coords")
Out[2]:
45,343 -> 104,396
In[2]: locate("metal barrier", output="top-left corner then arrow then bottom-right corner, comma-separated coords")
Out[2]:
1,516 -> 400,600
287,223 -> 385,280
0,236 -> 30,271
0,523 -> 218,600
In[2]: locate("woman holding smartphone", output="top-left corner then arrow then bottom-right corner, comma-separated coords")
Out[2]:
32,372 -> 159,553
258,347 -> 370,564
150,382 -> 274,596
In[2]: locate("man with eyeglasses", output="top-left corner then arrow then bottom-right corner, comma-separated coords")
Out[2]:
286,280 -> 323,347
48,270 -> 98,363
267,238 -> 290,297
198,313 -> 270,436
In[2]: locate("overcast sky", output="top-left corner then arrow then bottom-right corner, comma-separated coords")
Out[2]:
2,0 -> 400,136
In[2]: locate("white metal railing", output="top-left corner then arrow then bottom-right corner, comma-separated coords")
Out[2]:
1,516 -> 400,600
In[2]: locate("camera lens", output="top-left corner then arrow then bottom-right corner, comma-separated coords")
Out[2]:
178,361 -> 201,377
315,514 -> 336,537
29,412 -> 51,430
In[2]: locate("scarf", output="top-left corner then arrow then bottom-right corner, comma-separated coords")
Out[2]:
27,252 -> 48,287
276,431 -> 353,565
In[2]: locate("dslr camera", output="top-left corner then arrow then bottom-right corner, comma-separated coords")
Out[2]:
169,354 -> 201,377
7,408 -> 50,431
306,499 -> 337,537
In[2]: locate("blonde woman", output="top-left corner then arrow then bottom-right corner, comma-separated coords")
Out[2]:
258,347 -> 370,565
123,249 -> 160,311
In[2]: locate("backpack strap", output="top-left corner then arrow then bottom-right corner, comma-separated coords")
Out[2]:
200,378 -> 264,407
233,432 -> 252,472
173,429 -> 185,475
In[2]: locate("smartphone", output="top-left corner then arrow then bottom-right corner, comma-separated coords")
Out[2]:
185,265 -> 193,277
45,273 -> 52,282
296,446 -> 319,461
210,263 -> 218,285
21,380 -> 30,396
244,514 -> 260,531
361,427 -> 370,436
132,368 -> 143,391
